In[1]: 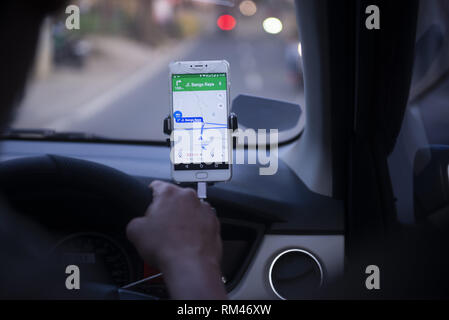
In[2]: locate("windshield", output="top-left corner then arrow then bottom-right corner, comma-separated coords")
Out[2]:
13,0 -> 303,142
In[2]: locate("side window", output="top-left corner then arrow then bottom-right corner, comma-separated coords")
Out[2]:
409,0 -> 449,145
389,0 -> 449,224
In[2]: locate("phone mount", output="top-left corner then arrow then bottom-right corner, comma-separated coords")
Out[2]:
163,113 -> 238,199
163,113 -> 238,138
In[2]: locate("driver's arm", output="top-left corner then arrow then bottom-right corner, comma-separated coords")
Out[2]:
126,180 -> 227,300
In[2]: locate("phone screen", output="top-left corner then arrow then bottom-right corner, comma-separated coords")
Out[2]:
172,73 -> 229,171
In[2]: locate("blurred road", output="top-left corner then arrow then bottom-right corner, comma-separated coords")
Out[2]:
16,33 -> 304,141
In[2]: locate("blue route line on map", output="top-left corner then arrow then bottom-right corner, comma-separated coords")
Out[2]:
174,111 -> 227,152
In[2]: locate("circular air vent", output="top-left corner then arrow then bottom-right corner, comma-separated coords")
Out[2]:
268,249 -> 323,300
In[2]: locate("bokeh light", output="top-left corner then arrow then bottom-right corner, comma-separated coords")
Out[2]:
239,0 -> 257,17
262,17 -> 283,34
298,42 -> 302,57
217,14 -> 237,31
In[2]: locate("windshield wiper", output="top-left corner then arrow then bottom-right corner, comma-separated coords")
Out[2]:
0,128 -> 109,141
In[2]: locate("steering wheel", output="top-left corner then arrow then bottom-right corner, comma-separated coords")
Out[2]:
0,155 -> 155,299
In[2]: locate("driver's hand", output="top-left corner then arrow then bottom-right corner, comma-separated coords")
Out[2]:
126,180 -> 227,300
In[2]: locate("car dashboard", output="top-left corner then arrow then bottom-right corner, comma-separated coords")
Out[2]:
0,139 -> 344,299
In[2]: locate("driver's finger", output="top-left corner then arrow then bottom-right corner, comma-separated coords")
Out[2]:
145,181 -> 170,216
126,217 -> 146,244
150,180 -> 175,198
149,180 -> 164,191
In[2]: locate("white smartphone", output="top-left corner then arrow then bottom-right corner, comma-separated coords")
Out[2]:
169,60 -> 232,183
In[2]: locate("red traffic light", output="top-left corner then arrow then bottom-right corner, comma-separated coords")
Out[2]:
217,14 -> 236,31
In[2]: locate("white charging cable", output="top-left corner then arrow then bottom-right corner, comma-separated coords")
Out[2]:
197,182 -> 207,200
121,272 -> 163,289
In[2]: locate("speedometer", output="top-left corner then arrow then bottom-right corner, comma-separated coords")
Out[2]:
52,232 -> 133,287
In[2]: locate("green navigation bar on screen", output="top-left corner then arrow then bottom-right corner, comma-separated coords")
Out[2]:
172,73 -> 227,91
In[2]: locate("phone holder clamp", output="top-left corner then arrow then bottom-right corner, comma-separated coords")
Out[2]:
163,113 -> 238,145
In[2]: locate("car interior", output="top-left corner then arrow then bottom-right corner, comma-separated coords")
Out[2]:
0,0 -> 448,300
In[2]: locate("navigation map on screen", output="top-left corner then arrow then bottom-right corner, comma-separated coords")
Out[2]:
172,73 -> 229,171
